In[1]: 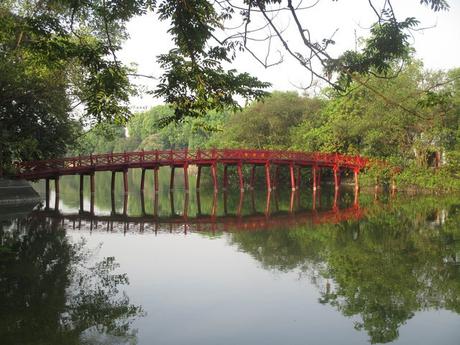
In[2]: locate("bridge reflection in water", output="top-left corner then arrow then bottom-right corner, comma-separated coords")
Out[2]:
40,187 -> 363,234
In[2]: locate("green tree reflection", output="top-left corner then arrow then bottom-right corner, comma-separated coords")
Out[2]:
229,196 -> 460,344
0,215 -> 143,345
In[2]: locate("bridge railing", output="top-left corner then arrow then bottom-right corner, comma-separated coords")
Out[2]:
15,149 -> 369,177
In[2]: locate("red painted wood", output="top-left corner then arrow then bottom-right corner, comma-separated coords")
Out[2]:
45,178 -> 50,209
237,162 -> 244,191
140,168 -> 146,191
80,174 -> 84,194
184,163 -> 189,191
312,165 -> 317,191
196,166 -> 201,190
289,163 -> 296,191
333,165 -> 340,191
170,166 -> 175,190
154,168 -> 159,193
122,170 -> 128,194
211,163 -> 218,191
15,149 -> 369,192
55,176 -> 60,194
90,173 -> 95,194
265,162 -> 271,191
111,172 -> 115,193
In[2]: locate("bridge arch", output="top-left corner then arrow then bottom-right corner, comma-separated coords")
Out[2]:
15,148 -> 368,196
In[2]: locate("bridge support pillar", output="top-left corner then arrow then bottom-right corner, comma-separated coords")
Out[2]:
54,176 -> 60,195
265,162 -> 271,191
354,168 -> 360,191
354,185 -> 359,207
333,165 -> 340,191
123,193 -> 128,215
312,165 -> 318,191
265,190 -> 271,216
211,163 -> 218,191
90,173 -> 95,194
289,190 -> 295,213
45,178 -> 50,209
196,165 -> 202,190
289,163 -> 296,191
333,187 -> 339,211
154,167 -> 159,194
80,174 -> 85,194
140,168 -> 146,192
170,166 -> 175,190
237,162 -> 244,191
111,172 -> 115,194
184,163 -> 189,192
223,165 -> 228,190
90,193 -> 95,214
196,190 -> 202,216
111,192 -> 116,215
122,170 -> 128,194
312,188 -> 317,211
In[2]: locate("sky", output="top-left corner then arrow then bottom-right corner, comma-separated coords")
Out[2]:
118,0 -> 460,110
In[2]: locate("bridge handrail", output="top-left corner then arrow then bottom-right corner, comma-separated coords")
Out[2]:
14,149 -> 369,176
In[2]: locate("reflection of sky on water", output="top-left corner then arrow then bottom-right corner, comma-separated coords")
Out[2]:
67,229 -> 460,345
12,176 -> 460,344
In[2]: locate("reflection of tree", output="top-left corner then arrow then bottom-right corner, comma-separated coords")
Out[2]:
0,215 -> 143,345
230,196 -> 460,344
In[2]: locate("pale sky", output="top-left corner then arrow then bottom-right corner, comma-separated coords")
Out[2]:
118,0 -> 460,110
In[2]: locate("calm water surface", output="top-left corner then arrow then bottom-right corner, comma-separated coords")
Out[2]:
1,169 -> 459,345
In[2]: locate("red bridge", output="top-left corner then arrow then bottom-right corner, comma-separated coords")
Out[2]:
15,149 -> 368,195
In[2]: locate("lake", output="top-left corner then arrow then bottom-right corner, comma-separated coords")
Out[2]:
1,168 -> 459,345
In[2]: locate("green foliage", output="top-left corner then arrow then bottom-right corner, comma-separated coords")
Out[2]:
215,91 -> 325,149
230,194 -> 460,343
0,214 -> 143,344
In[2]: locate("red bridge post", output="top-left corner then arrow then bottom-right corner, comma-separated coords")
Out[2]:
140,168 -> 146,192
289,163 -> 296,191
55,176 -> 60,195
265,162 -> 271,191
237,162 -> 244,192
312,188 -> 317,211
90,193 -> 94,214
111,172 -> 116,194
196,166 -> 202,190
80,174 -> 84,194
45,178 -> 50,209
353,167 -> 360,191
211,163 -> 218,191
90,173 -> 95,194
184,163 -> 189,192
170,166 -> 175,190
154,167 -> 159,194
312,165 -> 318,191
333,165 -> 340,191
123,170 -> 128,194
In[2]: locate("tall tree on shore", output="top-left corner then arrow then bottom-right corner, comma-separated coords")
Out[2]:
0,0 -> 450,173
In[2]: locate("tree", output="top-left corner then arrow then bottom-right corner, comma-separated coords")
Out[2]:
1,0 -> 451,172
291,62 -> 460,163
215,91 -> 324,149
